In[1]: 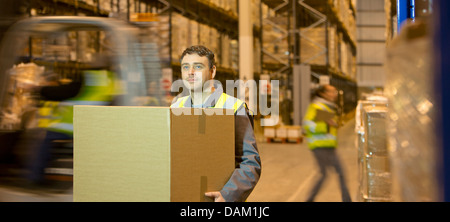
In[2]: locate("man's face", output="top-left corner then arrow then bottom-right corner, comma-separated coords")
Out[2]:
181,53 -> 216,93
321,85 -> 338,102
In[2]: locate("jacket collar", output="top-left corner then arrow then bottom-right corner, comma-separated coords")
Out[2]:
184,87 -> 224,108
313,97 -> 337,110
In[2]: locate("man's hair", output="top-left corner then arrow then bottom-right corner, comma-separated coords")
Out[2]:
314,84 -> 335,98
180,45 -> 215,69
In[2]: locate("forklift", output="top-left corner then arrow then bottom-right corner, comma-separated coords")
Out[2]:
0,16 -> 154,191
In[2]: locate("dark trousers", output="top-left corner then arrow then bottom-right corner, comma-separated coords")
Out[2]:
27,130 -> 72,183
306,148 -> 352,202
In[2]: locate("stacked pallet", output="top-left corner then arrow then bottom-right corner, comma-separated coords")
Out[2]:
264,125 -> 303,144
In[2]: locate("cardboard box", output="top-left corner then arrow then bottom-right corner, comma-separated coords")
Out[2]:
263,126 -> 275,138
286,126 -> 302,139
73,106 -> 235,202
275,126 -> 287,138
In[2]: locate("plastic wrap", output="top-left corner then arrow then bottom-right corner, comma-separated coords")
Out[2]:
355,99 -> 389,201
363,107 -> 388,156
360,106 -> 391,201
384,21 -> 439,201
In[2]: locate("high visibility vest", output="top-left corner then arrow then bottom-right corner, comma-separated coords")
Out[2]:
37,101 -> 60,128
46,70 -> 116,136
170,93 -> 247,115
303,100 -> 338,150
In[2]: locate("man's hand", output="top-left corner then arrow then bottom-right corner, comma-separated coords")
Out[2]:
326,119 -> 339,128
205,191 -> 225,202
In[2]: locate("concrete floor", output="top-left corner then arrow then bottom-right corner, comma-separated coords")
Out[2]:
0,118 -> 359,202
248,118 -> 358,202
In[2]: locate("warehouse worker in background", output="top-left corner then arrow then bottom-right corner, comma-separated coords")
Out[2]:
28,69 -> 116,186
171,45 -> 261,202
302,84 -> 351,202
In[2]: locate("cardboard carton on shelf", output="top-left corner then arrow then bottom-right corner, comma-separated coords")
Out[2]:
286,125 -> 303,143
275,126 -> 287,139
276,125 -> 303,143
264,124 -> 303,144
263,126 -> 275,139
73,106 -> 235,202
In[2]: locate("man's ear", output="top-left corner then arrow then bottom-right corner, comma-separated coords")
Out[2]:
210,65 -> 216,79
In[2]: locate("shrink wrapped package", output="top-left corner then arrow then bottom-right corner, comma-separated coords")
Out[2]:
384,21 -> 439,201
357,104 -> 391,201
355,99 -> 388,200
363,107 -> 390,200
362,107 -> 388,156
363,154 -> 391,200
357,130 -> 365,198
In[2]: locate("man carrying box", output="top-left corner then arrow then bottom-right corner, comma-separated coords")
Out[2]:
302,84 -> 351,202
171,45 -> 261,202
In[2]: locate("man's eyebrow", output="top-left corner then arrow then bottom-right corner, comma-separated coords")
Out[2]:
181,62 -> 205,65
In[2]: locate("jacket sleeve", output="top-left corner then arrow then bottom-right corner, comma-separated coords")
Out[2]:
220,104 -> 261,202
39,80 -> 82,101
303,104 -> 328,134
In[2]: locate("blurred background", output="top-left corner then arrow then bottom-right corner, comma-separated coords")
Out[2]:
0,0 -> 448,202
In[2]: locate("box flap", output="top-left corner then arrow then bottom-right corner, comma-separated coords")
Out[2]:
170,108 -> 235,202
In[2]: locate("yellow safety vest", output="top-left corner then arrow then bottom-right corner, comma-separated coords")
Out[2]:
45,70 -> 116,136
37,101 -> 60,128
303,101 -> 338,149
170,93 -> 247,114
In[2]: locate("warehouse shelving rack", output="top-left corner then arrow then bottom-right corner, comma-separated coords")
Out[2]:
19,0 -> 262,101
261,0 -> 356,77
128,0 -> 265,88
150,0 -> 243,84
261,0 -> 357,125
28,0 -> 109,16
11,0 -> 358,125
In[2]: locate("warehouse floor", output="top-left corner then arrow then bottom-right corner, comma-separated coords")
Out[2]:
0,118 -> 359,202
248,118 -> 359,202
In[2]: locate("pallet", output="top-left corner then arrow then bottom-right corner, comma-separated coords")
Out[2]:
266,137 -> 303,144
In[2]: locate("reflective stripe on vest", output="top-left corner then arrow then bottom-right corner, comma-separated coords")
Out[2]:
48,123 -> 74,133
214,93 -> 245,114
37,101 -> 60,128
303,101 -> 337,149
215,94 -> 227,109
179,96 -> 189,108
170,96 -> 189,108
313,102 -> 333,113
